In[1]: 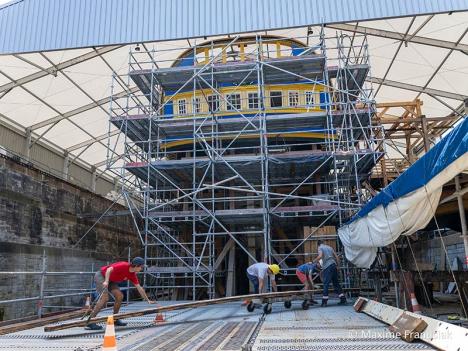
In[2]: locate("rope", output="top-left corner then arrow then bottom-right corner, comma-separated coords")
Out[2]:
404,235 -> 434,312
390,242 -> 409,309
422,185 -> 467,317
359,208 -> 389,301
73,193 -> 123,248
392,200 -> 434,313
381,207 -> 411,308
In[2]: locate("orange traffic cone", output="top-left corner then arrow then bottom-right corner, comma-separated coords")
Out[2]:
410,293 -> 422,314
102,315 -> 117,351
154,311 -> 165,324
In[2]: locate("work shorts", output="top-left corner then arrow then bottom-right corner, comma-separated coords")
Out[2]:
296,269 -> 307,284
94,271 -> 119,293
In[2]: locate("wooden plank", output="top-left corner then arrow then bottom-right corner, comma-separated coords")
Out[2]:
0,309 -> 86,335
360,297 -> 467,351
389,312 -> 428,342
214,238 -> 235,270
45,291 -> 316,332
353,297 -> 367,312
302,226 -> 336,255
45,288 -> 363,332
225,245 -> 236,297
376,100 -> 422,108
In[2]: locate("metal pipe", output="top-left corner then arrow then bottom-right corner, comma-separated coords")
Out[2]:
391,247 -> 400,308
455,176 -> 468,267
0,271 -> 96,275
42,305 -> 82,309
0,287 -> 137,305
44,288 -> 95,292
38,251 -> 46,318
0,296 -> 41,304
127,246 -> 131,304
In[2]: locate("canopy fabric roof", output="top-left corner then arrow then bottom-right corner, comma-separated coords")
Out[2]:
0,0 -> 466,194
1,0 -> 466,54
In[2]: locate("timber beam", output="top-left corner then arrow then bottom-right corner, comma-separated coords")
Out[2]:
355,297 -> 467,350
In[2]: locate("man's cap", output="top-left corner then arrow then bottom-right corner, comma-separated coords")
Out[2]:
132,257 -> 145,266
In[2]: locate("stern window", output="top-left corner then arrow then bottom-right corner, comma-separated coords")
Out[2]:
270,91 -> 283,108
288,91 -> 299,107
305,91 -> 315,106
226,93 -> 241,111
248,92 -> 259,109
193,97 -> 201,113
207,95 -> 220,112
178,99 -> 187,114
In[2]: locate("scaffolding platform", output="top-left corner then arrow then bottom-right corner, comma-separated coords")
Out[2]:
144,205 -> 339,226
107,31 -> 383,297
111,109 -> 373,146
130,59 -> 367,95
125,150 -> 379,186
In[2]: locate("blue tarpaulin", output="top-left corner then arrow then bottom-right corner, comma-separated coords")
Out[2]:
339,116 -> 468,268
348,117 -> 468,224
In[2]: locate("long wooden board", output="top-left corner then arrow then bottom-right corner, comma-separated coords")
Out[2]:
45,288 -> 363,332
0,309 -> 86,336
45,290 -> 317,332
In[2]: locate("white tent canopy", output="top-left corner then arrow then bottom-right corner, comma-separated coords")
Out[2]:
0,2 -> 466,193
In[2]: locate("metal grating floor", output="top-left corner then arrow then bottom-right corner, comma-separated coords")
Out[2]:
0,299 -> 437,351
0,301 -> 260,351
248,299 -> 436,351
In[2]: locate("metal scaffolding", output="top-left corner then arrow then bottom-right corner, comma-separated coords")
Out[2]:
107,29 -> 384,299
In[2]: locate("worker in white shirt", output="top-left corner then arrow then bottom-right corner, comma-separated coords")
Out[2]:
246,262 -> 280,294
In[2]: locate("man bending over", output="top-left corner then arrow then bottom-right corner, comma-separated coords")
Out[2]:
86,257 -> 155,330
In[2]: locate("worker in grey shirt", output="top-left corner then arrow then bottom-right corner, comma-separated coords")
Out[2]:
314,240 -> 346,306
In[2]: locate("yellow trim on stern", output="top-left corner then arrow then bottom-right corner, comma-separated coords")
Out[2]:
161,131 -> 335,149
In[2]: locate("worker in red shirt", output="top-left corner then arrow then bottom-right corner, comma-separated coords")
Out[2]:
86,257 -> 155,330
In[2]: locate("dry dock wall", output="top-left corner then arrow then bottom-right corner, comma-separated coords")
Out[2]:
0,154 -> 140,321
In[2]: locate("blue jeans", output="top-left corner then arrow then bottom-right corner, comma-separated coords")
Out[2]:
247,273 -> 259,294
322,264 -> 342,298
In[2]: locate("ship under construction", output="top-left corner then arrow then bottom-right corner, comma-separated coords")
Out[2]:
107,29 -> 383,299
